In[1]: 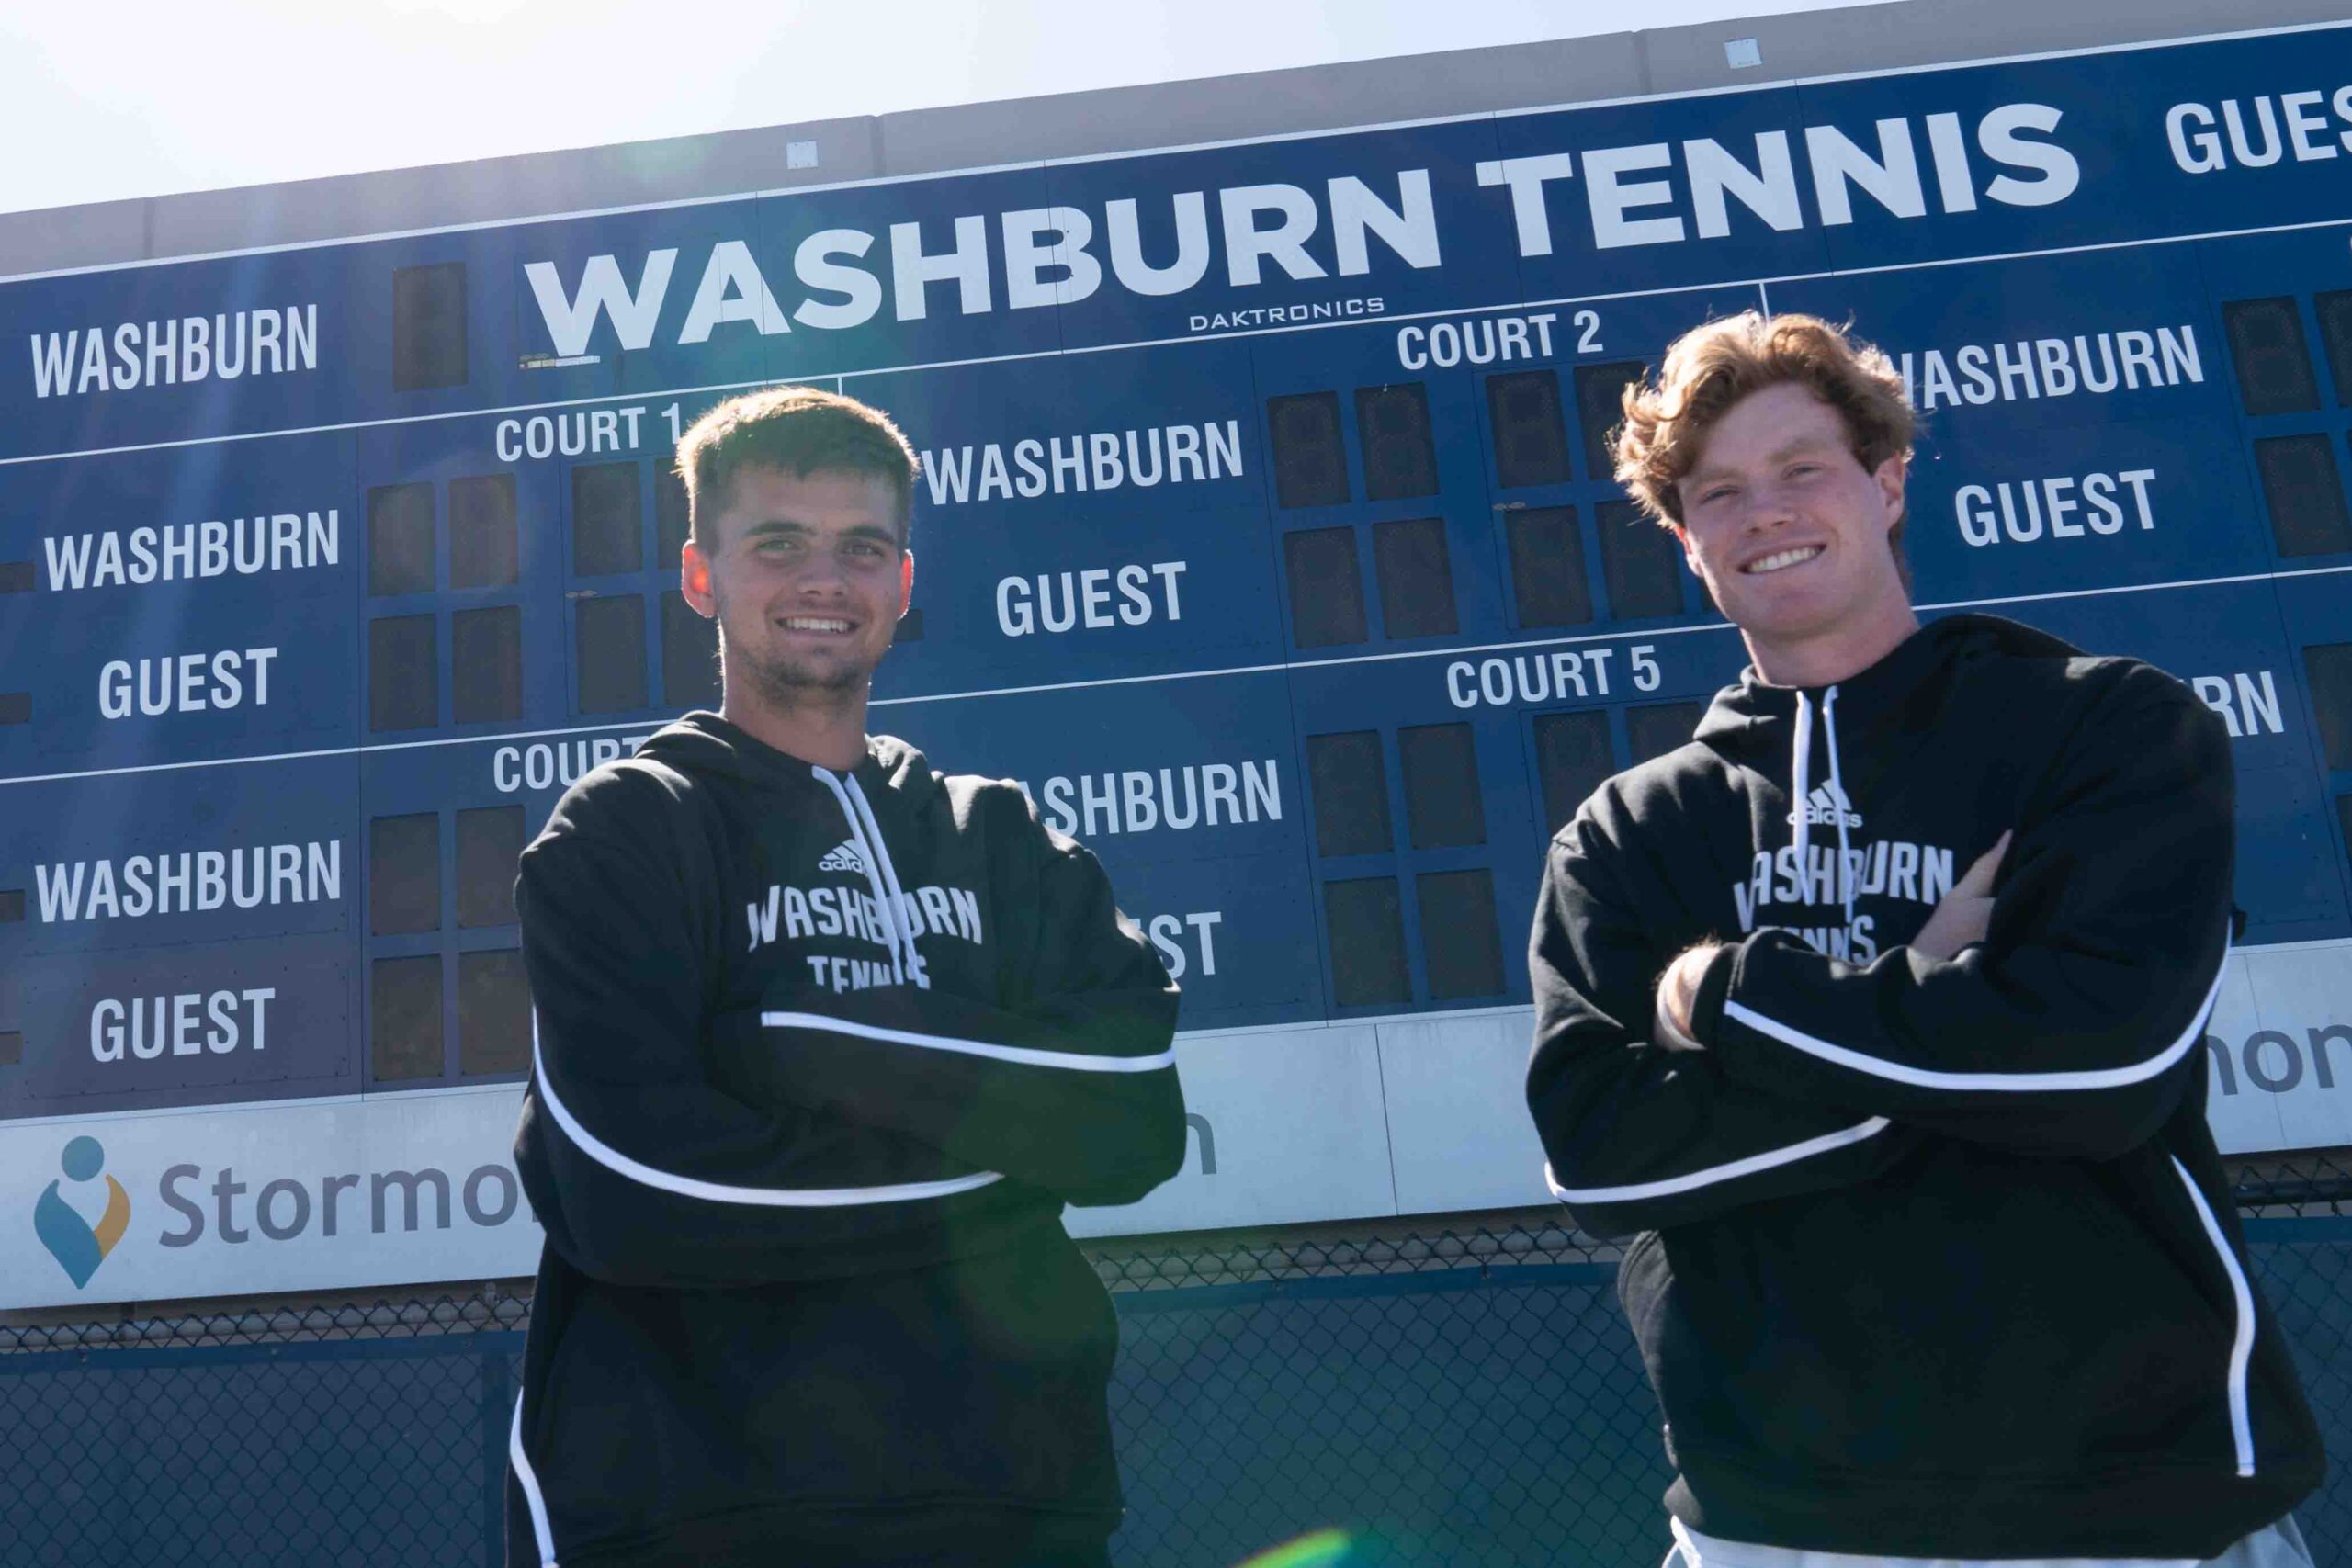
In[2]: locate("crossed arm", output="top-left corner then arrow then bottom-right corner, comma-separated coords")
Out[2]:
1529,677 -> 2233,1239
518,784 -> 1185,1289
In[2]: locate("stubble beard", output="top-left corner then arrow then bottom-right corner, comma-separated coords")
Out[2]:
730,634 -> 873,717
710,602 -> 884,724
707,569 -> 896,721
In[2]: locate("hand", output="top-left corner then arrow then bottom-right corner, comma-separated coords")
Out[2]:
1913,830 -> 2013,961
1653,944 -> 1717,1053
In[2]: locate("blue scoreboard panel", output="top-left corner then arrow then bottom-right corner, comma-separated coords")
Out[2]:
4,25 -> 2351,1141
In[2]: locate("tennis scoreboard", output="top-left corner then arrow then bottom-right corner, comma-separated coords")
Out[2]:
5,18 -> 2351,1307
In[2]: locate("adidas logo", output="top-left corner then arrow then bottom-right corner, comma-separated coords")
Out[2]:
817,840 -> 868,874
1785,782 -> 1863,829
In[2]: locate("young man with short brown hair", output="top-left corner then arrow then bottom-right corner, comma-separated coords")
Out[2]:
1526,311 -> 2321,1567
504,384 -> 1187,1567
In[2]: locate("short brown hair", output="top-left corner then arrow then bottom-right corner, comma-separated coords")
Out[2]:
675,385 -> 921,547
1612,311 -> 1914,545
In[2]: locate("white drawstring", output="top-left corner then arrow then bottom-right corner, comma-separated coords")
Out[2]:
810,766 -> 933,990
1789,691 -> 1815,876
843,774 -> 928,989
1787,688 -> 1856,924
1822,683 -> 1855,927
810,767 -> 908,987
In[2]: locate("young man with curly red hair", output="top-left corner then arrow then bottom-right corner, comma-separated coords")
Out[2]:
1526,312 -> 2321,1567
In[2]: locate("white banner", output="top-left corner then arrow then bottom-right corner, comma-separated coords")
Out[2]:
2200,941 -> 2352,1156
13,1088 -> 537,1312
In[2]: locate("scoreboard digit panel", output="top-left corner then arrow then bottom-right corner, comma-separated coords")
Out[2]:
356,741 -> 540,1090
1290,656 -> 1553,1015
1252,329 -> 1503,651
1458,290 -> 1762,638
1458,288 -> 1766,495
353,418 -> 571,741
2269,573 -> 2352,919
2198,228 -> 2352,564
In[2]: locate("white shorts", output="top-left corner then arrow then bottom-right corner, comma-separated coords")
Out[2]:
1663,1513 -> 2315,1568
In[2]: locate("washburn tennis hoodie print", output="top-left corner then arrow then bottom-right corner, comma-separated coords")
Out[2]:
1526,614 -> 2323,1561
503,713 -> 1185,1567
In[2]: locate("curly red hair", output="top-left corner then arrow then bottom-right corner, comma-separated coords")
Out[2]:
1613,311 -> 1914,539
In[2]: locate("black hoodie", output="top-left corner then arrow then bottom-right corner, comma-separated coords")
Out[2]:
1525,615 -> 2323,1560
503,714 -> 1186,1567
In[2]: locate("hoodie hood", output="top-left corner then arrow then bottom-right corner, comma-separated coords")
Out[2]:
1688,614 -> 2084,928
636,712 -> 943,804
1693,613 -> 2083,758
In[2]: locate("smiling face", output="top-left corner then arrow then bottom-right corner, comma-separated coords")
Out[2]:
1672,382 -> 1917,684
680,465 -> 913,711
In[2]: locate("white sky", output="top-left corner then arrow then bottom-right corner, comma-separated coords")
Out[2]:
0,0 -> 1879,216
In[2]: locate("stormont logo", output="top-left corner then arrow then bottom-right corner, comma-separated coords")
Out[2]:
35,1136 -> 130,1289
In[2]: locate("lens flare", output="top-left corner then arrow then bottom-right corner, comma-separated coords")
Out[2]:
1235,1528 -> 1353,1568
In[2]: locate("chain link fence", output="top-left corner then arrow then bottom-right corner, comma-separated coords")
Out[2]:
6,1154 -> 2349,1568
